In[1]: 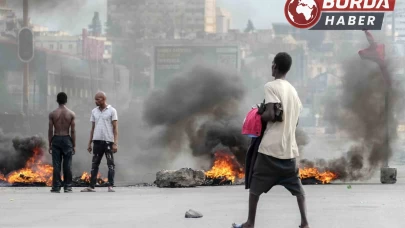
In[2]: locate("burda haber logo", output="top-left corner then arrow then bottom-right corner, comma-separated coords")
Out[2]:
285,0 -> 396,30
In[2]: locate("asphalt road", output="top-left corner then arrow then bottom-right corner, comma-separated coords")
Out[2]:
1,180 -> 404,228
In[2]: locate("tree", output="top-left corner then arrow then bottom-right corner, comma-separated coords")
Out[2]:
105,15 -> 122,38
244,19 -> 255,33
89,12 -> 102,36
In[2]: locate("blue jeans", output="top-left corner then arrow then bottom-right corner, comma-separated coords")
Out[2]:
51,135 -> 73,190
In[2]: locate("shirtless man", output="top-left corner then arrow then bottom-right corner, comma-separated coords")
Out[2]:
48,92 -> 76,193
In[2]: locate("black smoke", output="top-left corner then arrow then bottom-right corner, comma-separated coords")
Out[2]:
0,129 -> 47,175
142,64 -> 310,167
143,65 -> 248,165
7,0 -> 101,35
300,58 -> 405,181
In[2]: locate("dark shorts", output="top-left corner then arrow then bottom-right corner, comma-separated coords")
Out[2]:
250,152 -> 305,196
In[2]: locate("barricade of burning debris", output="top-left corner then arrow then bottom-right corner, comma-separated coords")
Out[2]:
154,167 -> 245,188
155,150 -> 246,188
299,159 -> 339,185
154,150 -> 341,188
0,140 -> 109,187
0,171 -> 109,187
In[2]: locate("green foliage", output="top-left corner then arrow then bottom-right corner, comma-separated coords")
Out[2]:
89,12 -> 102,36
105,16 -> 122,38
244,19 -> 255,33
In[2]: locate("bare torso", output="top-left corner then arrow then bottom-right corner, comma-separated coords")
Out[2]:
50,106 -> 75,135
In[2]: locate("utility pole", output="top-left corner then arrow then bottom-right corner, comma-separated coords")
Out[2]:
22,0 -> 29,115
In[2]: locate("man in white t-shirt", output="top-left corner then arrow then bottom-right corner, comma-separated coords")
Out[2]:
81,91 -> 118,193
233,53 -> 309,228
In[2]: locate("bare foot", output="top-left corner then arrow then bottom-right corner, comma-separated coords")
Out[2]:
232,222 -> 254,228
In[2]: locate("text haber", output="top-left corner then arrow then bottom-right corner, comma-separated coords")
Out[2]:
325,15 -> 376,26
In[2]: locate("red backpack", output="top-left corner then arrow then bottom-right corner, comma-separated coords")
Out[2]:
242,107 -> 262,138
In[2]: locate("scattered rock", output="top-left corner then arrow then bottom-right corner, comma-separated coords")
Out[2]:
155,168 -> 205,188
185,209 -> 203,218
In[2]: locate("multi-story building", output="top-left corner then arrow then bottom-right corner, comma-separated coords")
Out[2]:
107,0 -> 216,38
32,28 -> 112,62
216,7 -> 231,34
0,38 -> 130,116
34,32 -> 81,56
384,2 -> 405,41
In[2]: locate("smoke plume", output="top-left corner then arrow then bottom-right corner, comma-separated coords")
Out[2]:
7,0 -> 104,34
143,65 -> 248,167
0,129 -> 47,175
300,58 -> 405,181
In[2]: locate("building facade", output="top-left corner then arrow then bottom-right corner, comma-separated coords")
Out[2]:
385,2 -> 405,41
107,0 -> 216,38
0,39 -> 129,116
216,7 -> 231,34
34,32 -> 81,56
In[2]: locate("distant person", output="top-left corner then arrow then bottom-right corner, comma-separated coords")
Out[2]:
48,92 -> 76,193
81,91 -> 118,193
233,52 -> 309,228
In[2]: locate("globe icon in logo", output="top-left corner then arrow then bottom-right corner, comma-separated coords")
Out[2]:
285,0 -> 320,29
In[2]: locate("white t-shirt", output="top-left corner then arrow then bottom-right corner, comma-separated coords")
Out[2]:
258,79 -> 302,159
90,105 -> 118,143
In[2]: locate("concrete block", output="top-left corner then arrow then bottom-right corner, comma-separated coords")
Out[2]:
380,167 -> 397,184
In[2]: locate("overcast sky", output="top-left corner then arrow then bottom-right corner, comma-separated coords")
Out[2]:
24,0 -> 287,34
217,0 -> 287,29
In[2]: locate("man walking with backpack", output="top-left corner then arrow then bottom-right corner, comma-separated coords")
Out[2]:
233,52 -> 309,228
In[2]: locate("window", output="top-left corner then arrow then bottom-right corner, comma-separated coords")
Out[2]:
70,88 -> 73,97
59,44 -> 63,49
50,44 -> 54,50
53,86 -> 57,95
48,85 -> 51,95
80,89 -> 83,97
69,44 -> 73,50
85,90 -> 88,98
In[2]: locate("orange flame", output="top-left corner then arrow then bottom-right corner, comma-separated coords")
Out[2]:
81,171 -> 107,184
5,147 -> 53,186
205,151 -> 245,183
2,147 -> 107,186
299,167 -> 338,184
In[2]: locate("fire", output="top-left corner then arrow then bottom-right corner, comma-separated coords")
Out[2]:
5,147 -> 53,186
1,147 -> 107,187
205,150 -> 245,183
299,167 -> 338,184
81,172 -> 107,185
